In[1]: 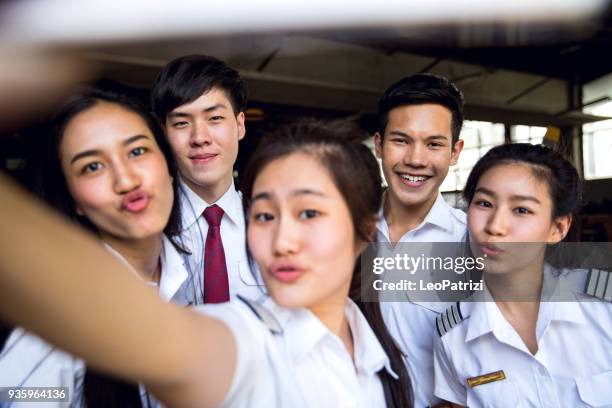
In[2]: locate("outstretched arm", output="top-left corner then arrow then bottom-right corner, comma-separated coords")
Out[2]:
0,174 -> 236,408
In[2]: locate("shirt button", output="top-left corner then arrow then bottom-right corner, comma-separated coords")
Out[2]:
538,366 -> 547,376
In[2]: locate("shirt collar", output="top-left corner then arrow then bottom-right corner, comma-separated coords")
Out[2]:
465,265 -> 588,342
179,178 -> 244,230
103,237 -> 188,303
539,264 -> 587,325
421,193 -> 456,232
158,235 -> 189,303
273,298 -> 398,379
464,299 -> 491,342
344,299 -> 399,379
376,192 -> 456,241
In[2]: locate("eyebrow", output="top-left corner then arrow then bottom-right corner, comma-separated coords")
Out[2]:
388,131 -> 449,141
167,103 -> 228,119
474,187 -> 541,204
250,189 -> 327,203
69,134 -> 151,164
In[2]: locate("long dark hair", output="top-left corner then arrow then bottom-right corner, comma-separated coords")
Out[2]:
32,81 -> 185,407
240,120 -> 413,408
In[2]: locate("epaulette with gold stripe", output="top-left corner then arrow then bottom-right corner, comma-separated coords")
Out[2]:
436,302 -> 466,337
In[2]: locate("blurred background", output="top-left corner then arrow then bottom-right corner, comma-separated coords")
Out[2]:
1,0 -> 611,240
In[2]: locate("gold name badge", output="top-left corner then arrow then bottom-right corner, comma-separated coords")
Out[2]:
467,370 -> 506,388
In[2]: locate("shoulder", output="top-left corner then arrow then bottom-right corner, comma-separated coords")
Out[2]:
194,296 -> 283,336
447,204 -> 467,227
0,328 -> 80,386
583,268 -> 612,302
548,266 -> 611,302
235,295 -> 283,334
436,302 -> 470,338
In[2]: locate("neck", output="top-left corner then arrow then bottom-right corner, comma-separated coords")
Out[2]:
383,190 -> 438,239
102,233 -> 163,284
485,260 -> 544,303
183,174 -> 232,204
308,287 -> 355,359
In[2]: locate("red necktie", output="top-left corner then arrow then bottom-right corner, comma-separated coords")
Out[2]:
203,205 -> 230,303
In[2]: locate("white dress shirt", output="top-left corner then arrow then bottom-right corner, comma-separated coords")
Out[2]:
433,267 -> 612,408
0,236 -> 189,408
378,193 -> 467,407
199,297 -> 398,408
176,180 -> 264,305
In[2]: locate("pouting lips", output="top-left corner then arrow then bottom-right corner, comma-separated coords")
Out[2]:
479,243 -> 505,257
122,191 -> 149,213
270,262 -> 305,283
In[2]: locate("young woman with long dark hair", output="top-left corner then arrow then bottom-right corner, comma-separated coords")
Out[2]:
433,143 -> 611,407
0,83 -> 189,407
0,120 -> 413,407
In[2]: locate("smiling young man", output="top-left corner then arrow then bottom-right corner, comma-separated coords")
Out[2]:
374,74 -> 467,407
151,55 -> 261,305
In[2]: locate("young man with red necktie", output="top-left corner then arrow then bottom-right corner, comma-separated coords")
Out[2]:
151,54 -> 263,305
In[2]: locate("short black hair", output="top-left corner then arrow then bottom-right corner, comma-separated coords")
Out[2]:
151,54 -> 247,123
378,73 -> 464,144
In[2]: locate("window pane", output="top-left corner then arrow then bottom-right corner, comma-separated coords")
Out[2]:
441,121 -> 505,192
583,121 -> 612,180
512,125 -> 531,141
459,148 -> 480,170
440,171 -> 458,192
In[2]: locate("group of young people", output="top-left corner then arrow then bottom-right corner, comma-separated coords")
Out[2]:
0,54 -> 609,408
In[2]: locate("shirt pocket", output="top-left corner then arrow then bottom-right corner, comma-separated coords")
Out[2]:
576,371 -> 612,407
466,378 -> 522,408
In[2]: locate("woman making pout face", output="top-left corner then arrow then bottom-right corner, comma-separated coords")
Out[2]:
49,85 -> 180,283
0,121 -> 411,407
434,144 -> 611,408
0,85 -> 185,408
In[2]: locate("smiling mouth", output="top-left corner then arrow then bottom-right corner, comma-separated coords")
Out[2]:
398,173 -> 431,186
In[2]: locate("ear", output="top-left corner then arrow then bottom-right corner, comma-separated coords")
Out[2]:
236,111 -> 246,141
450,139 -> 464,166
374,132 -> 383,159
547,214 -> 572,244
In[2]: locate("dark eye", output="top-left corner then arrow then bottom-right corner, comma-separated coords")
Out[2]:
83,162 -> 103,174
210,116 -> 224,121
253,212 -> 274,222
392,138 -> 407,145
514,207 -> 532,215
129,147 -> 146,158
428,142 -> 444,148
299,209 -> 320,219
172,121 -> 189,128
474,200 -> 492,208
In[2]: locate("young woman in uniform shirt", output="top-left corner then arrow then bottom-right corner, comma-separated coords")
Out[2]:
433,143 -> 611,407
0,83 -> 190,407
0,120 -> 413,407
